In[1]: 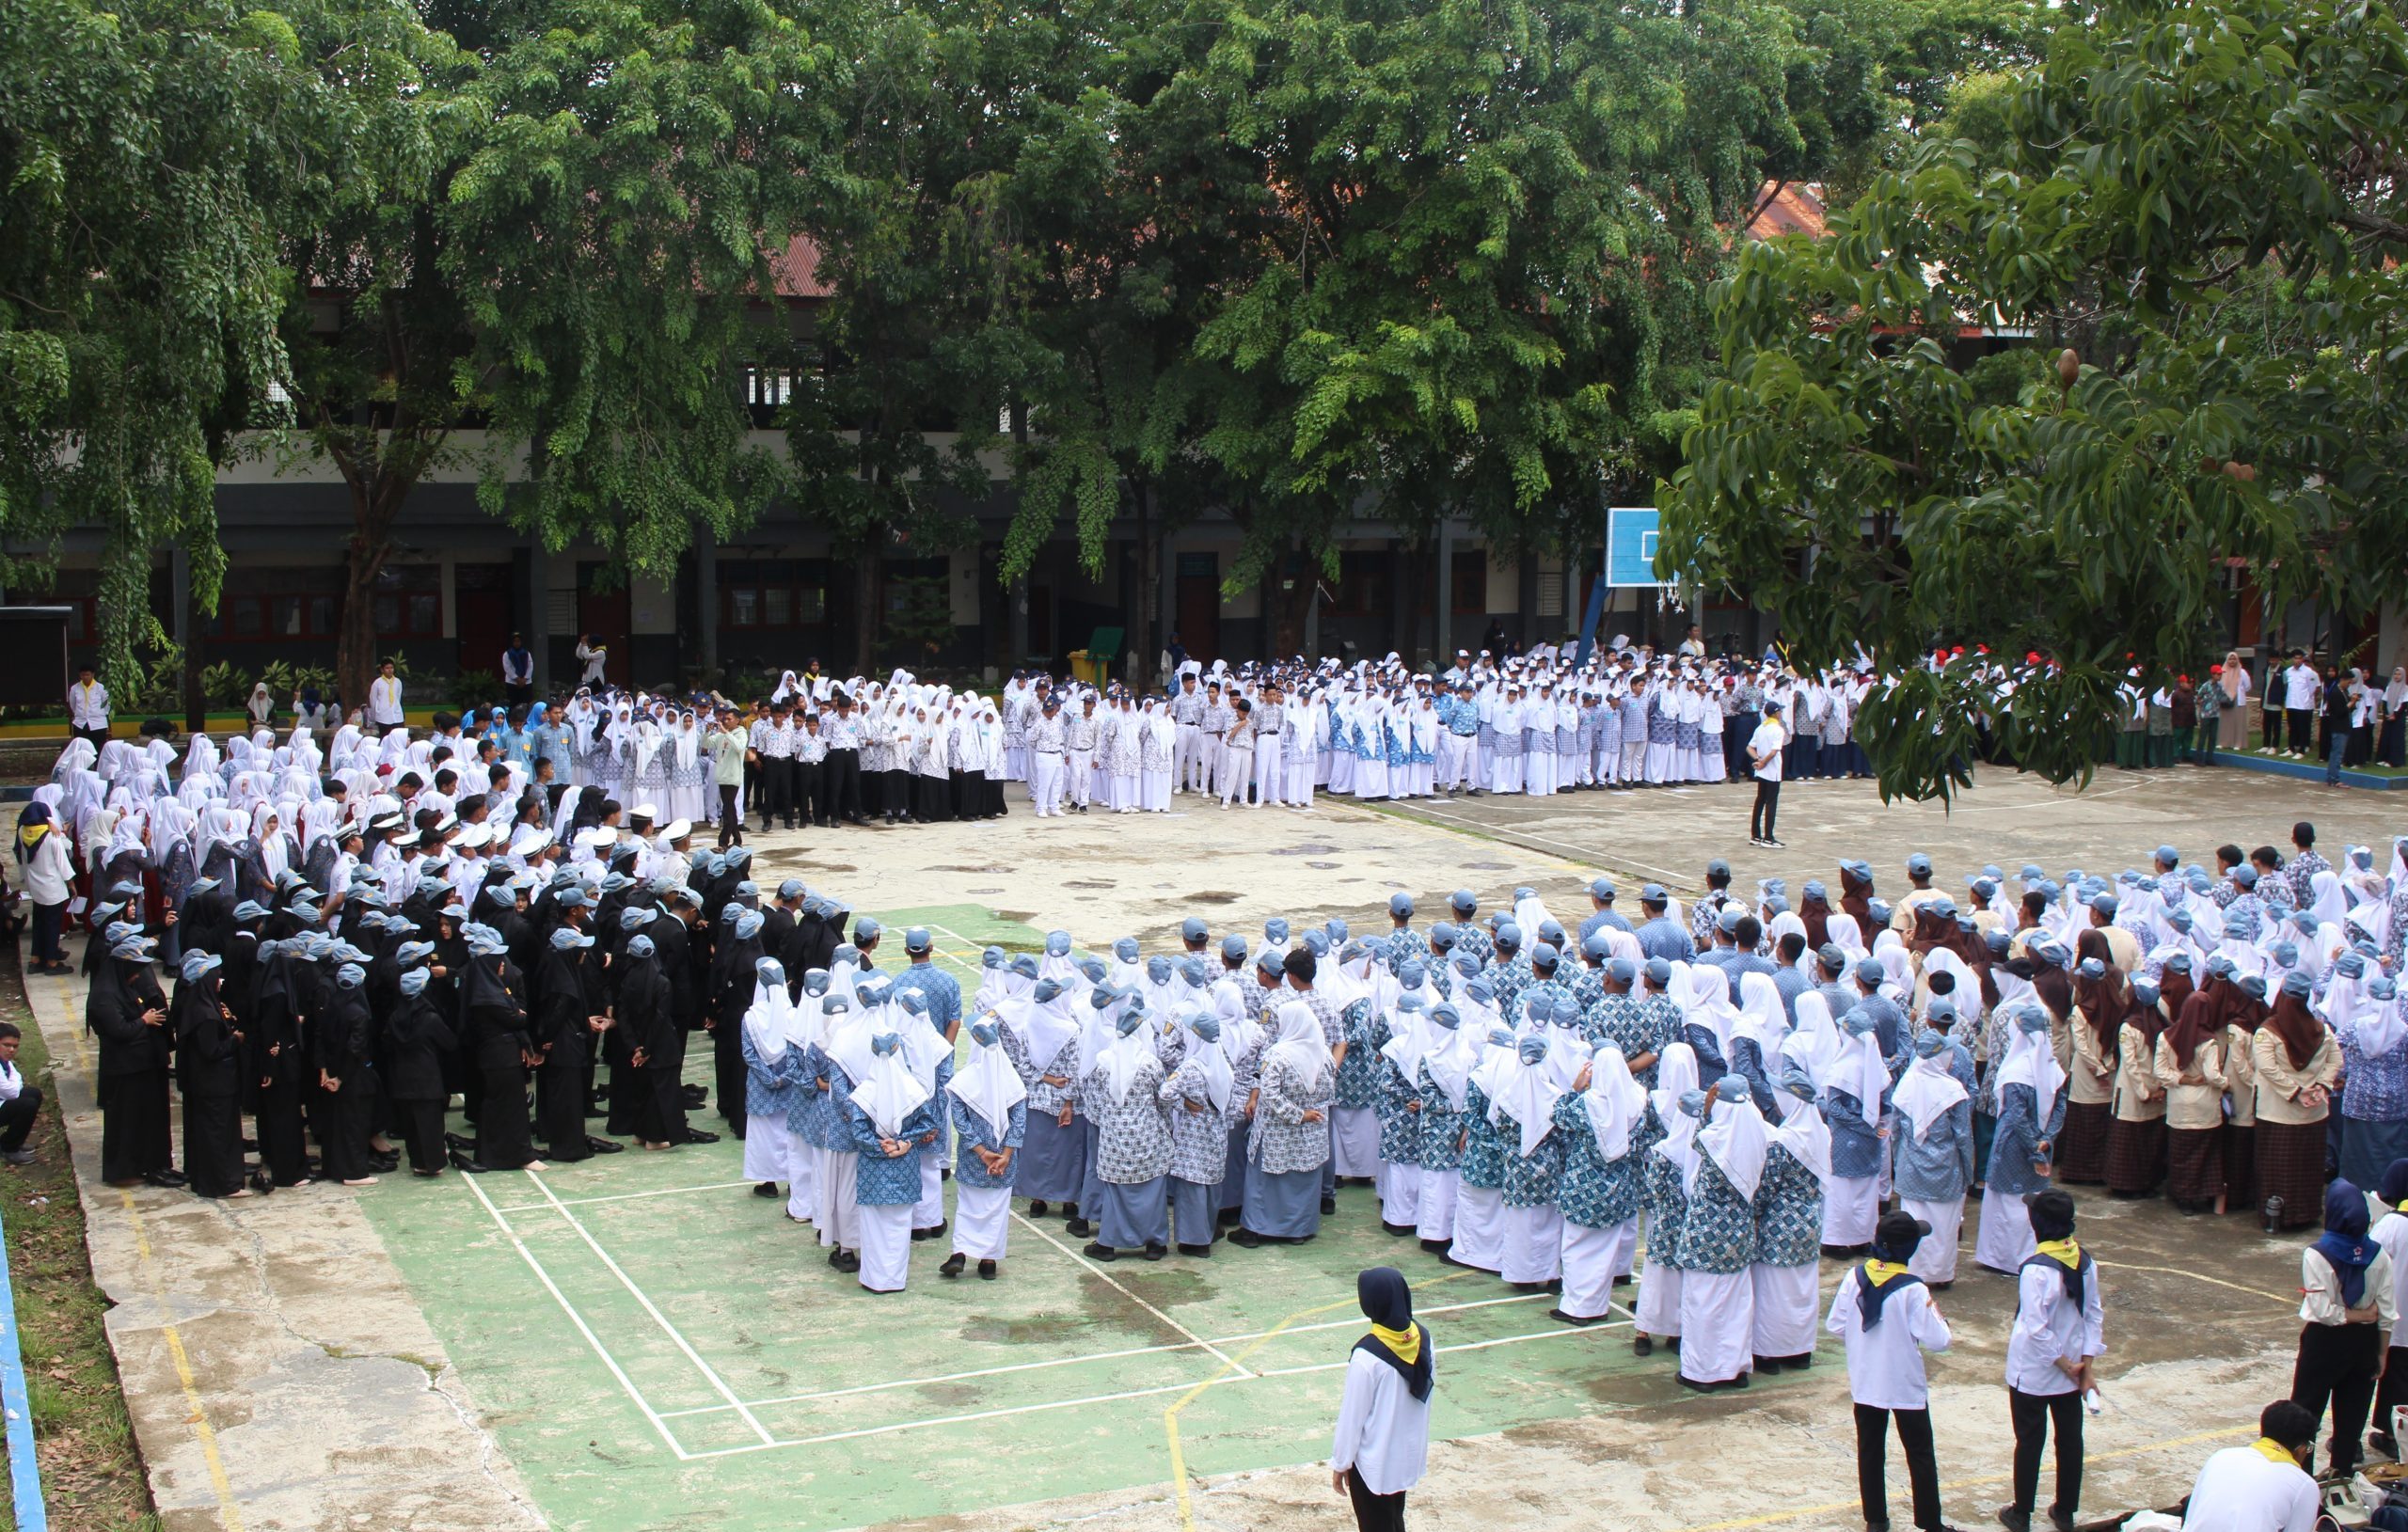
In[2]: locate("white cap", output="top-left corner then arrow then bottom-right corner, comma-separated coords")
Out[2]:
660,818 -> 692,842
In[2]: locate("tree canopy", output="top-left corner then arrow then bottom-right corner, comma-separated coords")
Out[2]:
1661,0 -> 2408,800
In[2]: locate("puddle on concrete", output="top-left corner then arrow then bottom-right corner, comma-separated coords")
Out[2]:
932,864 -> 1014,875
1307,861 -> 1341,870
1186,891 -> 1243,904
996,910 -> 1038,924
1463,860 -> 1513,870
1270,844 -> 1340,857
1064,879 -> 1116,890
959,1315 -> 1085,1345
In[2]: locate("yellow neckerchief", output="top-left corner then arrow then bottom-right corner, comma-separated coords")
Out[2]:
1367,1320 -> 1421,1367
1863,1258 -> 1913,1287
16,823 -> 47,848
2251,1436 -> 2302,1467
2034,1238 -> 2083,1271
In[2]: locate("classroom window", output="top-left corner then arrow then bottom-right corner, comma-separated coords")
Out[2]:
1451,550 -> 1487,615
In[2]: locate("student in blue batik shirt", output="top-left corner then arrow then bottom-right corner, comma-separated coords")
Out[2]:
1492,1033 -> 1567,1290
890,988 -> 955,1240
835,1028 -> 939,1293
738,958 -> 803,1199
1012,978 -> 1086,1217
782,971 -> 835,1229
1824,1009 -> 1893,1256
1085,1006 -> 1174,1259
1893,1031 -> 1976,1287
1548,1044 -> 1647,1323
1410,1003 -> 1477,1252
1977,1006 -> 2069,1276
1232,1000 -> 1335,1246
1634,1065 -> 1702,1358
942,1018 -> 1025,1280
1678,1077 -> 1766,1392
1370,991 -> 1431,1234
1447,1027 -> 1515,1272
1751,1068 -> 1830,1371
1160,1010 -> 1233,1256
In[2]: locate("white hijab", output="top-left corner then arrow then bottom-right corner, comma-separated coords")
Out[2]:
1891,1046 -> 1969,1142
1695,1094 -> 1771,1200
849,1034 -> 932,1138
953,1023 -> 1030,1137
1265,999 -> 1332,1093
1094,1014 -> 1155,1105
1997,1012 -> 2068,1106
1184,1012 -> 1234,1112
741,971 -> 793,1066
1580,1045 -> 1647,1162
1486,1039 -> 1563,1159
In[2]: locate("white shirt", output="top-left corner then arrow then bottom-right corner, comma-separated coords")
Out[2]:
0,1058 -> 22,1103
2004,1259 -> 2106,1395
24,831 -> 72,906
1329,1350 -> 1430,1496
1826,1267 -> 1952,1410
2371,1210 -> 2408,1326
2298,1246 -> 2397,1329
2179,1444 -> 2319,1532
1748,720 -> 1786,782
369,675 -> 405,727
2285,663 -> 2321,711
68,680 -> 109,730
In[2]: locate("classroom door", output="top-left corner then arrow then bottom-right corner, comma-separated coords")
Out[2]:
455,565 -> 513,682
578,578 -> 632,685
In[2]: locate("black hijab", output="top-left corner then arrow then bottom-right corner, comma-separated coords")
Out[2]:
1351,1266 -> 1433,1401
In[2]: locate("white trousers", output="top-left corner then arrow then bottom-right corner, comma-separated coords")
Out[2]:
952,1183 -> 1011,1260
1823,1175 -> 1878,1247
1030,754 -> 1064,815
1437,735 -> 1473,790
1903,1195 -> 1963,1284
1560,1217 -> 1637,1319
1379,1161 -> 1421,1226
819,1149 -> 861,1250
1750,1261 -> 1821,1358
1450,1184 -> 1504,1271
913,1155 -> 943,1228
1501,1202 -> 1563,1284
1637,1256 -> 1684,1336
1284,759 -> 1314,808
1416,1167 -> 1459,1241
1254,742 -> 1284,803
1220,748 -> 1254,805
1175,724 -> 1204,789
857,1201 -> 912,1292
1619,741 -> 1646,782
744,1115 -> 793,1182
784,1134 -> 819,1224
1975,1187 -> 2036,1273
1678,1268 -> 1754,1382
1065,749 -> 1094,806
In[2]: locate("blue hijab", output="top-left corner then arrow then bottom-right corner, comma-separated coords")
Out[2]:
2315,1179 -> 2379,1308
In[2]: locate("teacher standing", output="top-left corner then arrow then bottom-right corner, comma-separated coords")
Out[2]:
1332,1266 -> 1434,1531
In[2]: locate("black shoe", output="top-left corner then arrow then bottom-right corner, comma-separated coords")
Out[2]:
1995,1509 -> 2032,1532
941,1167 -> 952,1182
1320,1195 -> 1337,1215
1065,1218 -> 1094,1238
1548,1309 -> 1604,1326
1381,1221 -> 1415,1237
1217,1208 -> 1240,1226
1753,1355 -> 1782,1374
1633,1335 -> 1653,1356
1228,1227 -> 1265,1248
977,1259 -> 997,1280
1083,1241 -> 1117,1261
445,1131 -> 476,1152
833,1250 -> 860,1273
681,1086 -> 707,1107
939,1252 -> 966,1279
1143,1241 -> 1167,1261
1177,1242 -> 1213,1257
1029,1200 -> 1049,1217
1059,1201 -> 1080,1221
1780,1352 -> 1814,1369
449,1150 -> 489,1174
1419,1238 -> 1450,1255
146,1169 -> 189,1189
753,1181 -> 781,1198
677,1129 -> 721,1145
587,1136 -> 624,1154
911,1222 -> 947,1240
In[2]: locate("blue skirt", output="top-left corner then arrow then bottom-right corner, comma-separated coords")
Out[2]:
1170,1177 -> 1219,1247
1098,1177 -> 1169,1251
1220,1126 -> 1249,1209
1076,1119 -> 1106,1212
1244,1164 -> 1323,1240
2339,1113 -> 2408,1196
1019,1112 -> 1085,1203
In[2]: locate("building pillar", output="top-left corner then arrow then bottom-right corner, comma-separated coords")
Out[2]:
696,525 -> 720,673
526,539 -> 550,695
1009,574 -> 1030,668
1516,554 -> 1538,649
1435,522 -> 1452,666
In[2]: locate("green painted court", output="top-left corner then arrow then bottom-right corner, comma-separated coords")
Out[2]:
354,906 -> 1800,1530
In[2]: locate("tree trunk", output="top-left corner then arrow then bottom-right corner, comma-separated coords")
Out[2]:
852,541 -> 881,674
336,481 -> 394,720
181,562 -> 208,736
1134,477 -> 1160,689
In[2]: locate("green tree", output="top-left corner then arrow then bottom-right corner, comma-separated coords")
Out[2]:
1660,0 -> 2408,800
278,0 -> 847,703
0,0 -> 341,695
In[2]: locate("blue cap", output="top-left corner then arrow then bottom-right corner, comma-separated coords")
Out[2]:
1644,957 -> 1671,986
1589,877 -> 1616,900
1450,890 -> 1478,913
1388,892 -> 1415,918
1854,957 -> 1885,984
1220,934 -> 1248,962
1180,917 -> 1210,941
905,926 -> 931,953
2154,845 -> 2178,867
1906,853 -> 1932,876
1640,883 -> 1668,903
854,916 -> 882,940
2090,892 -> 2117,916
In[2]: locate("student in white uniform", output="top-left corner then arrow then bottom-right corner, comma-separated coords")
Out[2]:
1826,1209 -> 1959,1532
2178,1399 -> 2321,1532
1998,1191 -> 2103,1532
1329,1266 -> 1433,1532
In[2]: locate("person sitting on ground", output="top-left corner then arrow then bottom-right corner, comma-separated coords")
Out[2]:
2178,1398 -> 2321,1532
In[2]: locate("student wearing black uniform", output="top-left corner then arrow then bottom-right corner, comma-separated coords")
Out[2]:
88,930 -> 182,1188
461,926 -> 542,1172
534,924 -> 616,1162
315,961 -> 381,1185
172,951 -> 249,1198
613,932 -> 682,1148
249,939 -> 312,1186
385,966 -> 456,1177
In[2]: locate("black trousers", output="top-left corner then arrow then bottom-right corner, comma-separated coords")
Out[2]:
795,760 -> 826,826
2288,706 -> 2317,751
757,756 -> 792,827
1854,1402 -> 1942,1530
2008,1386 -> 2083,1519
0,1087 -> 40,1151
825,748 -> 862,821
2293,1319 -> 2384,1475
1751,778 -> 1781,840
30,901 -> 64,964
395,1097 -> 446,1173
717,784 -> 743,846
1346,1467 -> 1406,1532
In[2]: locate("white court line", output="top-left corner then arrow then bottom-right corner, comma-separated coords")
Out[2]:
521,1171 -> 778,1446
460,1171 -> 689,1460
663,1289 -> 1573,1419
1008,1211 -> 1255,1377
491,1179 -> 757,1215
676,1376 -> 1248,1460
